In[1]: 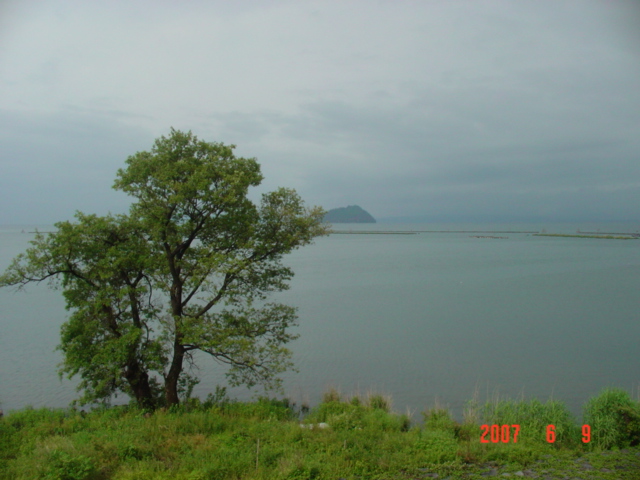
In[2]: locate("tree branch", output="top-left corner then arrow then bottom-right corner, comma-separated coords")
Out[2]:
193,272 -> 235,318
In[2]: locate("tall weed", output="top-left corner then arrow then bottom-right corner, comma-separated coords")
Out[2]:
481,398 -> 578,446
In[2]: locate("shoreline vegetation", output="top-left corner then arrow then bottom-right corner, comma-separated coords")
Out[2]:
1,388 -> 639,479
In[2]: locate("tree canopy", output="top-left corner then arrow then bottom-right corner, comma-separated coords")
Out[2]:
0,129 -> 328,409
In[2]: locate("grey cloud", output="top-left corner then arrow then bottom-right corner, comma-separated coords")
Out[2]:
1,0 -> 639,224
0,108 -> 154,224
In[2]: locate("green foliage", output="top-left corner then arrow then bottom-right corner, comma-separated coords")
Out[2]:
7,434 -> 98,480
0,420 -> 19,472
583,388 -> 640,450
0,129 -> 328,409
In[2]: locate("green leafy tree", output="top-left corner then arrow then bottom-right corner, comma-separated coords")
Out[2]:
0,129 -> 328,409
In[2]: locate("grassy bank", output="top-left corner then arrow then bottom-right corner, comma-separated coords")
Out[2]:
1,388 -> 639,479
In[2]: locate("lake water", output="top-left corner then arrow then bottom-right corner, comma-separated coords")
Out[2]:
1,223 -> 639,421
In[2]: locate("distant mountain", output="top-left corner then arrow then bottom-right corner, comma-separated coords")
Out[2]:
324,205 -> 376,223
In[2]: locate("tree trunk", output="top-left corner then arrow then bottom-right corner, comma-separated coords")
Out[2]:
165,243 -> 186,407
124,360 -> 156,410
164,340 -> 185,407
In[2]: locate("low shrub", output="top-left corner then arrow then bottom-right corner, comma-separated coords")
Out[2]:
305,395 -> 409,432
423,406 -> 477,442
423,407 -> 458,432
414,429 -> 459,463
366,394 -> 391,412
322,388 -> 341,404
42,450 -> 96,480
4,406 -> 70,431
583,388 -> 640,450
217,396 -> 296,421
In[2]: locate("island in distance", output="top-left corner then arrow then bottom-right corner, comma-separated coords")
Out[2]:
323,205 -> 376,223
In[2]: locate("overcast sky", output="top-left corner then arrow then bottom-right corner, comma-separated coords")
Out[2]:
1,0 -> 639,224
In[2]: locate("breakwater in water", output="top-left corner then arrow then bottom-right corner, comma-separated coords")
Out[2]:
469,235 -> 508,239
329,230 -> 538,235
417,230 -> 538,233
534,233 -> 638,240
330,230 -> 418,234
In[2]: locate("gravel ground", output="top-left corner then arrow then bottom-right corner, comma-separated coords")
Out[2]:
408,448 -> 640,479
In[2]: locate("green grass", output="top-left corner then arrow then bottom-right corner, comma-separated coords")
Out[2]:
1,388 -> 639,479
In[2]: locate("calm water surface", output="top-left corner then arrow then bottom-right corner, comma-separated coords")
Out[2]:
1,223 -> 639,420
